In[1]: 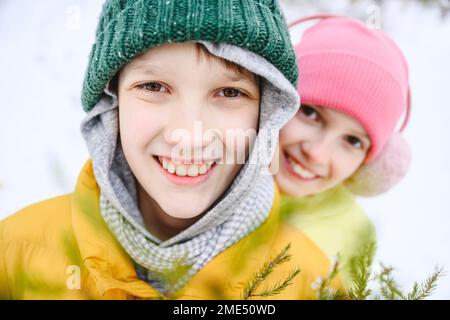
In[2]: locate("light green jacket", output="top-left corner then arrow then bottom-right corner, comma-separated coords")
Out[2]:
280,185 -> 376,288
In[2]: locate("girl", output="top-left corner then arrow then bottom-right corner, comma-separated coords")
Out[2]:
275,15 -> 412,287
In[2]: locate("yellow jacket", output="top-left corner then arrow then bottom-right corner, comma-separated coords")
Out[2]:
0,160 -> 340,299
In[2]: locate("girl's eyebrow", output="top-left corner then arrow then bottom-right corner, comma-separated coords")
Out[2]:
349,129 -> 370,140
318,107 -> 370,140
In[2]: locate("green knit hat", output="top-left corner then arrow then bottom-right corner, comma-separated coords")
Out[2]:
81,0 -> 298,112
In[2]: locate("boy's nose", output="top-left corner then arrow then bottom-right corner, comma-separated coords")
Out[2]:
163,111 -> 216,157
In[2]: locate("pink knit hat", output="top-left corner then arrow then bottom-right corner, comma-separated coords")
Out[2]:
291,15 -> 410,160
289,15 -> 412,196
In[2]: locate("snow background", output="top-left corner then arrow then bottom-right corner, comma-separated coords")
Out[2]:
0,0 -> 449,299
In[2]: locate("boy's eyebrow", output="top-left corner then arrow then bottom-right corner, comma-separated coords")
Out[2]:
124,63 -> 164,76
219,71 -> 258,85
222,73 -> 250,82
124,61 -> 258,86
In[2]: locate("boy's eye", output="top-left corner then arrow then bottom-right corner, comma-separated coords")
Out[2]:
217,88 -> 244,98
345,135 -> 363,149
136,82 -> 168,93
300,105 -> 319,121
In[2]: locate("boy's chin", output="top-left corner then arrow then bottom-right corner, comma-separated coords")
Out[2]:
159,200 -> 210,220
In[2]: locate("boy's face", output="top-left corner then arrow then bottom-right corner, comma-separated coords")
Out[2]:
117,42 -> 260,219
275,105 -> 371,197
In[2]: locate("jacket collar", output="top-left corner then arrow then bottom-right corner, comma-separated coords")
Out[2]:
70,159 -> 162,299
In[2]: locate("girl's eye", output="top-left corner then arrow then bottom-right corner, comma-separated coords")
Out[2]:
300,105 -> 319,121
218,88 -> 244,98
136,82 -> 168,93
345,135 -> 363,149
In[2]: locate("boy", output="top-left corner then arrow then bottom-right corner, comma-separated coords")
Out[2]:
0,1 -> 340,299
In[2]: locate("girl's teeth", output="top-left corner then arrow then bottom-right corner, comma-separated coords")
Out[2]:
288,156 -> 316,179
158,157 -> 214,177
293,164 -> 315,179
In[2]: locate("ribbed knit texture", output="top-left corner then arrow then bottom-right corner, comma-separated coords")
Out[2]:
294,17 -> 410,159
81,0 -> 298,111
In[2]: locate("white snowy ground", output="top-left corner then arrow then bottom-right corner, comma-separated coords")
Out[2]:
0,0 -> 449,299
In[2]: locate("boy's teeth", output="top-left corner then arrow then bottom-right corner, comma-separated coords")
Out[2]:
176,165 -> 187,176
187,165 -> 199,177
198,164 -> 207,174
288,156 -> 317,179
158,157 -> 214,177
167,162 -> 176,174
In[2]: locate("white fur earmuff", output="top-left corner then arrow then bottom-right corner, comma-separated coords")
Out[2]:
344,133 -> 412,197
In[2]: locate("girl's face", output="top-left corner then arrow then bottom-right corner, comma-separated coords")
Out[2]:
117,42 -> 260,220
275,105 -> 371,197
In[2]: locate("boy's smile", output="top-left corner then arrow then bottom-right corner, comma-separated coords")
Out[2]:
155,155 -> 217,186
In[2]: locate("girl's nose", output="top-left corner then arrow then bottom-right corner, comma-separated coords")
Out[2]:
301,138 -> 331,165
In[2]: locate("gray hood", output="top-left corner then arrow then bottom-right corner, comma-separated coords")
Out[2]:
80,41 -> 299,293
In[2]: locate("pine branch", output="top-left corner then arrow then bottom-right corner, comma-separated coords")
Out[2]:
309,240 -> 444,300
243,243 -> 291,299
242,243 -> 302,300
348,242 -> 376,300
315,255 -> 346,300
406,266 -> 445,300
256,267 -> 302,297
377,263 -> 405,300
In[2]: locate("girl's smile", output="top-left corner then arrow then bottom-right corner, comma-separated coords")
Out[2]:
282,151 -> 321,181
275,104 -> 371,197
